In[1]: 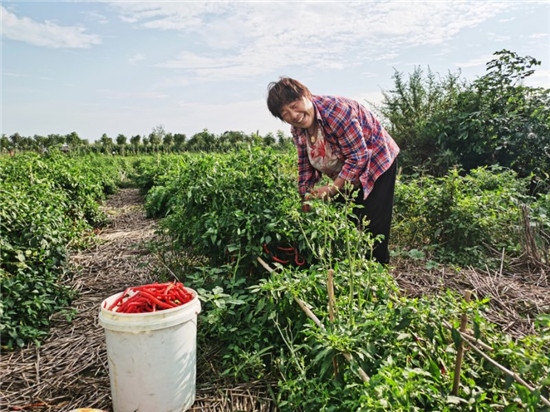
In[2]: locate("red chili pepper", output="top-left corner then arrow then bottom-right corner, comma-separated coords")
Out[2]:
139,290 -> 177,310
272,255 -> 290,264
115,293 -> 142,312
108,287 -> 131,311
107,282 -> 193,313
175,288 -> 192,305
294,249 -> 305,266
277,246 -> 295,253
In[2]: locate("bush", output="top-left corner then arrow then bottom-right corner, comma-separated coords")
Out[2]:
393,166 -> 537,267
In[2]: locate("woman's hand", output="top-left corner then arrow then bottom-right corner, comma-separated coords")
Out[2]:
311,178 -> 346,200
310,185 -> 332,200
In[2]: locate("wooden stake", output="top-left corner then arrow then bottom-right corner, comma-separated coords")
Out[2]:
442,320 -> 493,352
327,269 -> 339,377
452,290 -> 472,396
327,269 -> 336,322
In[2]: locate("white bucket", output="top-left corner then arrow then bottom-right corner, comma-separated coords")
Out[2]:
98,288 -> 201,412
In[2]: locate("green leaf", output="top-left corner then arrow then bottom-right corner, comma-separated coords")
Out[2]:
451,328 -> 462,348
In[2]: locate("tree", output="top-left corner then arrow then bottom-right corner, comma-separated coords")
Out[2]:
163,133 -> 174,148
45,134 -> 65,147
173,133 -> 186,150
149,125 -> 165,149
99,133 -> 113,146
187,129 -> 216,151
130,135 -> 141,146
116,134 -> 127,146
377,50 -> 549,185
263,132 -> 276,146
376,66 -> 465,174
440,50 -> 549,186
98,133 -> 114,154
65,132 -> 81,147
0,134 -> 10,151
9,133 -> 22,149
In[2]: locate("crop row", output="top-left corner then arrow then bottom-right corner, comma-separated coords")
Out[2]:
0,151 -> 132,348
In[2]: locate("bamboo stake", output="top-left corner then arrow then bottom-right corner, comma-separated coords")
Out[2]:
257,257 -> 369,383
441,321 -> 493,352
293,294 -> 370,383
327,269 -> 339,376
327,269 -> 336,322
452,290 -> 472,396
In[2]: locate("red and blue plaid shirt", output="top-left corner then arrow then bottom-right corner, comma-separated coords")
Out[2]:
291,95 -> 399,199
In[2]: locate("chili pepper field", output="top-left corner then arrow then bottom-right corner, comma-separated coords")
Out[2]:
1,148 -> 549,411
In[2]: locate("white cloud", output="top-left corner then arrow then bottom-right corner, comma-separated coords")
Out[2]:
110,1 -> 515,81
456,54 -> 494,69
128,53 -> 145,65
84,10 -> 109,25
1,6 -> 101,48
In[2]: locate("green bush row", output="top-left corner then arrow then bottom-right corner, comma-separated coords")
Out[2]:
0,151 -> 130,348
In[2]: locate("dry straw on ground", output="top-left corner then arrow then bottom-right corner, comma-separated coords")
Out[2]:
391,254 -> 549,338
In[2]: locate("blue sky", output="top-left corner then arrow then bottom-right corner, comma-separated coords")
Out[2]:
2,1 -> 550,142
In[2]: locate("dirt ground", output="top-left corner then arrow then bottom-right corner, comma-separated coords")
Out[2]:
1,188 -> 547,411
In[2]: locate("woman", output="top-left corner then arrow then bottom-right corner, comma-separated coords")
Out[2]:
266,77 -> 399,264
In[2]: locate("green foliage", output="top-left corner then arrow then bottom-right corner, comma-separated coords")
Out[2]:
145,147 -> 302,271
140,151 -> 549,410
1,128 -> 293,155
378,50 -> 550,189
0,151 -> 127,348
376,66 -> 466,175
444,50 -> 550,184
393,166 -> 537,267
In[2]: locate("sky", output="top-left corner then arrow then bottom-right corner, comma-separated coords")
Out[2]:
2,1 -> 550,142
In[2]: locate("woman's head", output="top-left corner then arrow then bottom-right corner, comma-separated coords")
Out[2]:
267,77 -> 312,120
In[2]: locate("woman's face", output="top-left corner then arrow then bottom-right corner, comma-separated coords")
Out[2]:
280,96 -> 315,129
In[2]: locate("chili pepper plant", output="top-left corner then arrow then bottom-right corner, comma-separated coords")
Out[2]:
141,149 -> 549,410
0,151 -> 131,348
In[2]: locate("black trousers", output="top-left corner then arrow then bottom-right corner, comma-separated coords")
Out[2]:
336,158 -> 398,264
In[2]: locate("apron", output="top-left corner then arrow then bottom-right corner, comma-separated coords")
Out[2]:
306,126 -> 344,180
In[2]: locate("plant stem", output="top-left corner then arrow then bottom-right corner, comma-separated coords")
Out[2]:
452,290 -> 472,396
327,269 -> 339,377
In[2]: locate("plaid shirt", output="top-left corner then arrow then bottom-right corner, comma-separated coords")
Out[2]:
291,95 -> 399,199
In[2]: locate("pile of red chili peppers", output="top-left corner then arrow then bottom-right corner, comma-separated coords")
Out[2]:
105,281 -> 193,313
263,243 -> 305,266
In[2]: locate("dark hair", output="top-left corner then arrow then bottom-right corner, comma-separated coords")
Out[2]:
266,77 -> 312,120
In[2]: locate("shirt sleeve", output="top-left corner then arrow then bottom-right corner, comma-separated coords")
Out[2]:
323,103 -> 369,184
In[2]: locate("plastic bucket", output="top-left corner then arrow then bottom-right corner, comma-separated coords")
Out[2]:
98,288 -> 201,412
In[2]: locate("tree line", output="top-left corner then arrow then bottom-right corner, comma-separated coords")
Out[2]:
1,127 -> 293,155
